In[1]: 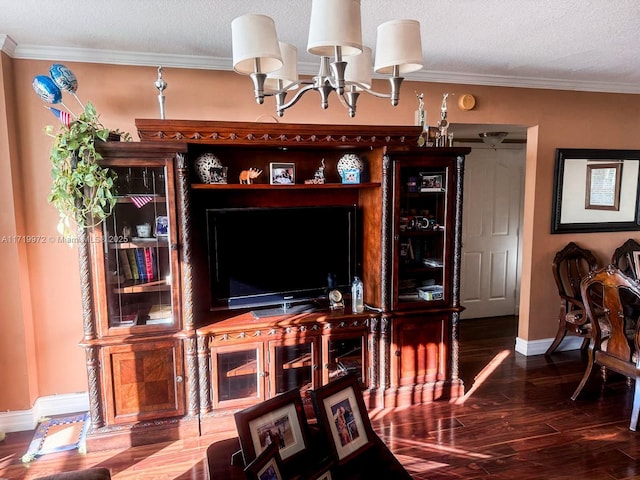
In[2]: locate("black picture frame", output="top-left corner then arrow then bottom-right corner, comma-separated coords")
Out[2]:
243,442 -> 286,480
551,148 -> 640,233
234,388 -> 310,469
310,373 -> 374,465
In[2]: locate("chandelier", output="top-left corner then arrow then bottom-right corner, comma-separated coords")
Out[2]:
231,0 -> 423,118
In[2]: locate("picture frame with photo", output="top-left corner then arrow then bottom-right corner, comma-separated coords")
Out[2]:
243,442 -> 285,480
419,173 -> 444,192
306,459 -> 334,480
310,373 -> 374,465
234,388 -> 309,469
270,162 -> 296,185
154,215 -> 169,237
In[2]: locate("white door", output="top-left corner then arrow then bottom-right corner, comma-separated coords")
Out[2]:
460,146 -> 525,319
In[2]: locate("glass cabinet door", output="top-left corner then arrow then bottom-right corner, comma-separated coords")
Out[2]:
102,164 -> 176,330
213,344 -> 263,407
394,161 -> 450,308
324,335 -> 365,386
270,341 -> 317,397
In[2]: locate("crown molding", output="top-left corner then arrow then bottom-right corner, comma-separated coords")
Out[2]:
8,43 -> 640,95
0,35 -> 17,56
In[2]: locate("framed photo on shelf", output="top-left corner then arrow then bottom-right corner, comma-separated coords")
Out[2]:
154,215 -> 169,237
243,442 -> 285,480
340,168 -> 361,184
310,373 -> 374,465
234,388 -> 309,468
419,173 -> 444,192
270,162 -> 295,185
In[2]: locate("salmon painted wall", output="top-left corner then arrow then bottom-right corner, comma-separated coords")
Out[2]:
2,57 -> 640,411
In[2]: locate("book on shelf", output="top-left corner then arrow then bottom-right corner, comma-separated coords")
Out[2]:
126,249 -> 139,280
134,248 -> 147,282
150,247 -> 158,280
143,247 -> 154,281
118,249 -> 133,280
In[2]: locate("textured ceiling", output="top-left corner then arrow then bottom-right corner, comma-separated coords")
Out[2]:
2,0 -> 639,94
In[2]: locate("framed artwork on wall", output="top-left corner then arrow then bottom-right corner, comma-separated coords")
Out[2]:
551,148 -> 640,233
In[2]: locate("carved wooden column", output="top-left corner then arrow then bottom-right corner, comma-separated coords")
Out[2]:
377,154 -> 393,396
198,335 -> 212,414
450,154 -> 466,382
175,152 -> 199,416
77,224 -> 104,428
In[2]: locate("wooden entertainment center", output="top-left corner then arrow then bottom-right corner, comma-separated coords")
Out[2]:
79,121 -> 470,448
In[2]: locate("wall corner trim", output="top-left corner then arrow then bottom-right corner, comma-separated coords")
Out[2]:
0,392 -> 89,433
515,336 -> 583,356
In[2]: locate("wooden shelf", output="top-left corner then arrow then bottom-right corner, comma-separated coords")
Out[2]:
113,279 -> 170,294
282,353 -> 312,370
191,182 -> 380,190
109,238 -> 169,249
226,360 -> 257,378
399,229 -> 444,237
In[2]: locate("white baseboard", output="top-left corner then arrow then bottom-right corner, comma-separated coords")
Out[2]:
515,336 -> 583,356
0,392 -> 89,433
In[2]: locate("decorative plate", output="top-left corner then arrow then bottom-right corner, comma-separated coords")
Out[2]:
337,153 -> 364,176
194,153 -> 222,183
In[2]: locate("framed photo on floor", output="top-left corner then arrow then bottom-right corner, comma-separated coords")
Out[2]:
243,442 -> 285,480
310,373 -> 374,465
234,388 -> 309,468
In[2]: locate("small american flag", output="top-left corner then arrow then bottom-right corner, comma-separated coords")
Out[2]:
48,107 -> 72,128
130,195 -> 154,208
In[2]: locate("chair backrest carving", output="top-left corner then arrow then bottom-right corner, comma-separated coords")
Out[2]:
553,242 -> 599,308
582,265 -> 640,361
611,238 -> 640,280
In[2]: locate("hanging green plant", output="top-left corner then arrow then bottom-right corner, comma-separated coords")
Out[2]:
46,102 -> 129,237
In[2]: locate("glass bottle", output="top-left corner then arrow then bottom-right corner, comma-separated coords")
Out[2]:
351,276 -> 364,313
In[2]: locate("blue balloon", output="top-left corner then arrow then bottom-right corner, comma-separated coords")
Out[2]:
49,64 -> 78,94
32,75 -> 62,104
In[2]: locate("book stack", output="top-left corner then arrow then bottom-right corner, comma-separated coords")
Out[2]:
118,247 -> 158,283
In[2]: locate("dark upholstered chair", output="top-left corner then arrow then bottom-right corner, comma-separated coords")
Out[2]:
34,468 -> 111,480
545,242 -> 599,355
571,266 -> 640,431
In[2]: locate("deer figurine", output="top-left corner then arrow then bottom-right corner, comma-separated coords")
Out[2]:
239,167 -> 263,184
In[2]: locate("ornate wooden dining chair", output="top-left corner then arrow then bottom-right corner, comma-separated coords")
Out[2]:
545,242 -> 600,356
611,238 -> 640,324
571,265 -> 640,431
611,238 -> 640,280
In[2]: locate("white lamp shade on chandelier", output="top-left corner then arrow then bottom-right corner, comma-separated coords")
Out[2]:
231,14 -> 282,75
264,42 -> 299,92
307,0 -> 363,57
231,0 -> 424,116
344,46 -> 372,90
374,19 -> 423,75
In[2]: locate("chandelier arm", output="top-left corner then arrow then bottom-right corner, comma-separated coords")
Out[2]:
339,90 -> 359,118
345,76 -> 404,106
275,83 -> 319,116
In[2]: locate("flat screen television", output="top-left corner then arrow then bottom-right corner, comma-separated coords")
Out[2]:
206,205 -> 359,316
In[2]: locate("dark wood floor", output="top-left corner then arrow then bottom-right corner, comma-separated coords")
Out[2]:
2,315 -> 640,479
